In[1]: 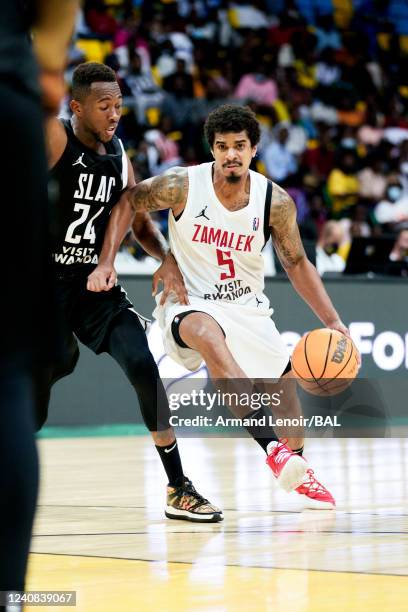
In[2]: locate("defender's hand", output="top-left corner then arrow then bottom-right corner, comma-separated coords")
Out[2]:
152,253 -> 189,306
87,263 -> 117,292
327,319 -> 361,367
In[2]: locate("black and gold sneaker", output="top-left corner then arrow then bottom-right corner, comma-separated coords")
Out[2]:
165,477 -> 223,523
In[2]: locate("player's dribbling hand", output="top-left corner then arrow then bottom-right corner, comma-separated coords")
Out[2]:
327,319 -> 362,368
152,253 -> 189,306
87,263 -> 117,292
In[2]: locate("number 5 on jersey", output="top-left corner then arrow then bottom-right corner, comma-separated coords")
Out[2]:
65,203 -> 104,244
216,248 -> 236,280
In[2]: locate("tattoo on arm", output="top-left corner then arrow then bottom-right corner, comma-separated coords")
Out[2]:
269,183 -> 305,269
130,167 -> 188,212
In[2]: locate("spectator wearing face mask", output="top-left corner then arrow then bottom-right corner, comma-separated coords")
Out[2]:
316,221 -> 346,275
374,177 -> 408,229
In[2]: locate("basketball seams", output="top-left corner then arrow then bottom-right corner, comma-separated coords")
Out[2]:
319,330 -> 333,379
318,342 -> 355,390
322,342 -> 354,382
291,361 -> 311,382
293,329 -> 358,396
304,331 -> 326,390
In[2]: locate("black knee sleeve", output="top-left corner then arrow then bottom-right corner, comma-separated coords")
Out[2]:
171,310 -> 226,349
105,309 -> 171,431
33,345 -> 79,431
171,310 -> 200,348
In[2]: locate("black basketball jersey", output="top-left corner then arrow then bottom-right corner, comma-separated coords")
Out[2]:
50,119 -> 127,272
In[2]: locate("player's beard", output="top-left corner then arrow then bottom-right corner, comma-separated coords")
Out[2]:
226,174 -> 241,184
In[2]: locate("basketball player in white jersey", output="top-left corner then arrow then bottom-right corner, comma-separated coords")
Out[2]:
96,105 -> 352,509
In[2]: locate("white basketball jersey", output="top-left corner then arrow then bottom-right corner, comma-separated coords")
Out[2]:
168,162 -> 271,307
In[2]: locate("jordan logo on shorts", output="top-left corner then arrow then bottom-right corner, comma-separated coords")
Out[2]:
255,296 -> 263,307
195,206 -> 210,221
72,153 -> 87,168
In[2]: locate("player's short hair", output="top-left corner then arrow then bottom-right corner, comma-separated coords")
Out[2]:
204,104 -> 260,147
72,62 -> 117,101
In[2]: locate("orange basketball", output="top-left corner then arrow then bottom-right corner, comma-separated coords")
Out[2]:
291,328 -> 359,396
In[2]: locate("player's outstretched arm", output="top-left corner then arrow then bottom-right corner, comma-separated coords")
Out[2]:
129,166 -> 189,214
269,183 -> 347,335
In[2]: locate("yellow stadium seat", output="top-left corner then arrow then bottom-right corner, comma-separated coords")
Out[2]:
377,32 -> 391,51
333,0 -> 353,29
256,160 -> 267,176
145,107 -> 160,127
151,65 -> 163,87
272,99 -> 291,122
75,39 -> 113,64
400,35 -> 408,54
227,9 -> 240,28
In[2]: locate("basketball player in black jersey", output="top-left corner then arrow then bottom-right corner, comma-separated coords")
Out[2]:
41,62 -> 221,523
0,0 -> 80,607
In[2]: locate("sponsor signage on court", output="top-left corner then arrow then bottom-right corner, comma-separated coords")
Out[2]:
282,324 -> 408,373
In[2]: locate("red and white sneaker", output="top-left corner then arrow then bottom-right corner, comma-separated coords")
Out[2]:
295,469 -> 336,509
266,439 -> 308,492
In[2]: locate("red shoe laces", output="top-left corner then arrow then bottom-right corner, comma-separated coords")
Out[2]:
299,469 -> 326,496
273,438 -> 289,454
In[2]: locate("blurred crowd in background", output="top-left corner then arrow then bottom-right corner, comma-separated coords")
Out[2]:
62,0 -> 408,275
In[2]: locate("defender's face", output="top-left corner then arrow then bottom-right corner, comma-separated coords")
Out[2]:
212,131 -> 256,182
75,81 -> 122,143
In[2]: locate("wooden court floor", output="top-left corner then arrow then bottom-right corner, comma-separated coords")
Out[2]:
26,436 -> 408,611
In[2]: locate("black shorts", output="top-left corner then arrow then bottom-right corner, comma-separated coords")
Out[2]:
55,267 -> 133,355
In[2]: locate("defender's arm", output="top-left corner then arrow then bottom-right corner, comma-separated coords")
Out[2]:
132,213 -> 189,304
269,183 -> 346,333
87,157 -> 136,291
130,168 -> 189,304
88,160 -> 189,303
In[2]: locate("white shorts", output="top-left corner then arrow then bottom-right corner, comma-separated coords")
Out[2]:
153,294 -> 290,379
